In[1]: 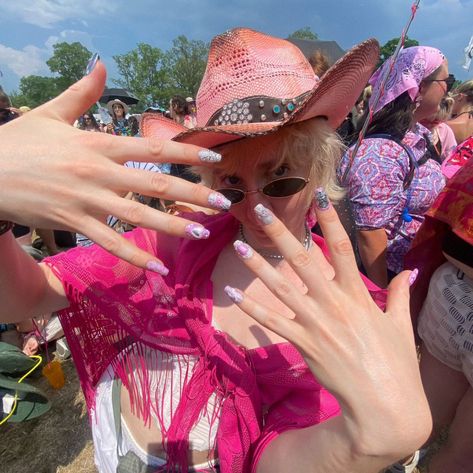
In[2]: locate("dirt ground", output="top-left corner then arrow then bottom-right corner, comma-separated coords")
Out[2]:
0,349 -> 443,473
0,356 -> 97,473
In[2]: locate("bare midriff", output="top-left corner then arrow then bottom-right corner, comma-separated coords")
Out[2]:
120,385 -> 215,466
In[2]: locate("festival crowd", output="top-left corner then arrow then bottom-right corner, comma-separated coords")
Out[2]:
0,27 -> 472,473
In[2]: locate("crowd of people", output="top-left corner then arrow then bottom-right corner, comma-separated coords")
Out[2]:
0,26 -> 472,473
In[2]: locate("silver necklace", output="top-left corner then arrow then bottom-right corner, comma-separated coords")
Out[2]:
239,223 -> 312,260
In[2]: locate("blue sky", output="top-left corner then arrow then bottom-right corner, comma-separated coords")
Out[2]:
0,0 -> 472,95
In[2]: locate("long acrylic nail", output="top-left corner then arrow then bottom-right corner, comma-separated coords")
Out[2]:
185,223 -> 210,239
254,204 -> 273,225
208,192 -> 231,210
146,260 -> 169,276
224,286 -> 243,303
315,187 -> 330,211
85,53 -> 100,75
409,268 -> 419,286
233,240 -> 253,259
198,149 -> 222,163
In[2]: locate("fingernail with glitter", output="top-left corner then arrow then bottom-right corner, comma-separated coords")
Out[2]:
85,53 -> 100,75
254,204 -> 273,225
208,192 -> 231,210
409,268 -> 419,286
146,260 -> 169,276
224,286 -> 244,304
198,149 -> 222,163
315,187 -> 330,211
233,240 -> 253,259
185,223 -> 210,239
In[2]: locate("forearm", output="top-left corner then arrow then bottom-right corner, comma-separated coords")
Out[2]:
0,231 -> 64,322
357,229 -> 388,288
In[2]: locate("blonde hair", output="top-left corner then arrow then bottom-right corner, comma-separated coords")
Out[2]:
436,95 -> 454,121
193,117 -> 345,205
452,80 -> 473,104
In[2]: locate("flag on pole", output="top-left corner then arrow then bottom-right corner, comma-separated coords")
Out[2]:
463,35 -> 473,70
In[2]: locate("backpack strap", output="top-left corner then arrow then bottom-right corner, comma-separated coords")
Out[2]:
362,133 -> 417,190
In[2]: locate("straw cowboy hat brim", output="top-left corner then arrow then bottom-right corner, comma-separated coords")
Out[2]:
107,99 -> 129,115
141,29 -> 380,149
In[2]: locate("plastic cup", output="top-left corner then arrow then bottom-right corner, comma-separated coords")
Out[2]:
42,360 -> 65,389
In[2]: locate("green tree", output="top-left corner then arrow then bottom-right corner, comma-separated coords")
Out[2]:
12,75 -> 59,108
288,27 -> 318,41
378,36 -> 419,66
113,43 -> 170,109
46,42 -> 92,91
164,35 -> 209,98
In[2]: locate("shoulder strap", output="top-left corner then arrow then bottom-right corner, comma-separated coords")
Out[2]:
112,378 -> 123,450
363,133 -> 416,190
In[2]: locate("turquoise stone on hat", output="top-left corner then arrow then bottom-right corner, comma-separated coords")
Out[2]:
273,104 -> 281,114
287,102 -> 295,112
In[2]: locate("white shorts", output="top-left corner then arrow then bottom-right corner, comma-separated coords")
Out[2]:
418,261 -> 473,386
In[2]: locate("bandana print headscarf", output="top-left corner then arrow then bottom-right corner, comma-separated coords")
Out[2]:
369,46 -> 445,114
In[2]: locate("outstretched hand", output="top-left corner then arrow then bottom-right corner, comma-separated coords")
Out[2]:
227,192 -> 431,457
0,60 -> 229,271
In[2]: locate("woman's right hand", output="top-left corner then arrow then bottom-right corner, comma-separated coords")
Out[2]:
0,60 -> 230,271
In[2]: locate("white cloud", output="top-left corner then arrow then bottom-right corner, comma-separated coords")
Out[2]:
0,44 -> 48,77
0,0 -> 118,29
45,29 -> 95,51
0,29 -> 95,79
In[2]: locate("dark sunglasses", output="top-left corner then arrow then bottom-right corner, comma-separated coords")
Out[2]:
425,74 -> 455,93
216,176 -> 309,205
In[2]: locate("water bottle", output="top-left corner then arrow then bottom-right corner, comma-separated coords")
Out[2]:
97,102 -> 112,125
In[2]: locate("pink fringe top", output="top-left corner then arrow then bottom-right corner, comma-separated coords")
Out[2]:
44,212 -> 386,473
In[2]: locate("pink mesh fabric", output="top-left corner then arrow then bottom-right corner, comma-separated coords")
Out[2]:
44,212 -> 386,472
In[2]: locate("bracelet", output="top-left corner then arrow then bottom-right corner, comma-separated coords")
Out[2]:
0,221 -> 14,236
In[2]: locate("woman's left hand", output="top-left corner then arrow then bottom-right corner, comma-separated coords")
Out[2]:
226,193 -> 431,458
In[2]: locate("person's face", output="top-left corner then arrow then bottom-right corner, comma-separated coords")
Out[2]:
113,104 -> 124,117
84,115 -> 92,124
213,135 -> 313,247
415,60 -> 450,121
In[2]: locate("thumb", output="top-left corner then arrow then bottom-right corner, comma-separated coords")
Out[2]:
36,58 -> 107,124
385,270 -> 413,327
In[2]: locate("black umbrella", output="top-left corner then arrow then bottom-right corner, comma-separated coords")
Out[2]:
99,88 -> 139,105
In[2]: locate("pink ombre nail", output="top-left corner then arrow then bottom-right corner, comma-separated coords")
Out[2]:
146,260 -> 169,276
409,268 -> 419,286
233,240 -> 253,259
224,286 -> 243,303
185,223 -> 210,239
208,192 -> 231,210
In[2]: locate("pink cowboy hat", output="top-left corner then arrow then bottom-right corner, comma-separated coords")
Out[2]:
141,28 -> 380,149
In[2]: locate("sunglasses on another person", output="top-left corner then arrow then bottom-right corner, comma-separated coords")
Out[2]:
425,74 -> 455,93
215,176 -> 309,205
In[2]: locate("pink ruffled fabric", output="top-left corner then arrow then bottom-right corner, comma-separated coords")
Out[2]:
44,212 -> 386,472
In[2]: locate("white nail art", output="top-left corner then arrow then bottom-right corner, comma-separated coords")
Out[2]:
208,192 -> 231,210
254,204 -> 273,225
224,286 -> 243,303
198,149 -> 222,163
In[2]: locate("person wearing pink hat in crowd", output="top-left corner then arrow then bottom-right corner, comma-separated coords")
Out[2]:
0,30 -> 430,473
339,46 -> 449,289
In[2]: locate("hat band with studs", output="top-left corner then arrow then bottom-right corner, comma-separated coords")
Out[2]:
207,93 -> 309,126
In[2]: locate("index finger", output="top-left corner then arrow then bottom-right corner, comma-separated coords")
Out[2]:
79,132 -> 222,166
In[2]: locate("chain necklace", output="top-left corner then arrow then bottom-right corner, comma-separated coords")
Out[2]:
238,223 -> 312,260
